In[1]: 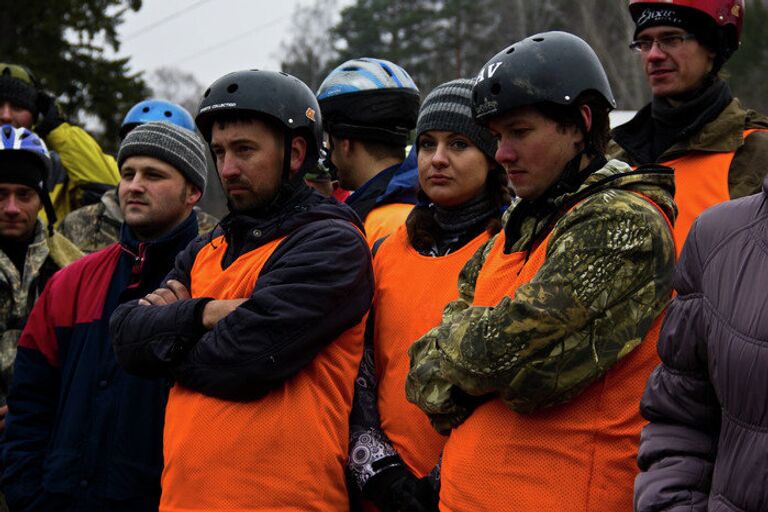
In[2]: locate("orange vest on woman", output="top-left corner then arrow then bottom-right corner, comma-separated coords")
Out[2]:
363,203 -> 414,247
374,225 -> 490,477
160,235 -> 365,512
438,200 -> 670,512
666,128 -> 766,253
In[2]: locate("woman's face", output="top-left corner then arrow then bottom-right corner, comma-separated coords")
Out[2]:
417,130 -> 492,208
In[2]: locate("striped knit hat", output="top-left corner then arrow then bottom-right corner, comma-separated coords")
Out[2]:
117,121 -> 208,192
416,78 -> 497,160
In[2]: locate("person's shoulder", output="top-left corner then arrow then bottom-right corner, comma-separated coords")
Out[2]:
51,243 -> 120,284
695,190 -> 767,241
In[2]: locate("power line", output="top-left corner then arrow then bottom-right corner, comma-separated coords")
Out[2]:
175,14 -> 290,64
124,0 -> 215,41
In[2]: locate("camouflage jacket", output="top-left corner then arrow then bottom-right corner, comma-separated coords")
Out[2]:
57,188 -> 220,254
609,98 -> 768,199
0,223 -> 83,404
405,159 -> 677,433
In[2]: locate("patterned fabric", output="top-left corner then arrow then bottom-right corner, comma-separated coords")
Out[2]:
406,159 -> 677,427
0,223 -> 81,405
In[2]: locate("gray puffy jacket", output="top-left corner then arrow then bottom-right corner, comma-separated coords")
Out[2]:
635,176 -> 768,512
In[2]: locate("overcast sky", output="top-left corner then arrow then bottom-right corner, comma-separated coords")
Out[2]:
116,0 -> 338,89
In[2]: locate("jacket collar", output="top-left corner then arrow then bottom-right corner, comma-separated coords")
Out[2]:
503,159 -> 676,253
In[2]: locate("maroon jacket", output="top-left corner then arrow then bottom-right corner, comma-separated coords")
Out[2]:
635,176 -> 768,512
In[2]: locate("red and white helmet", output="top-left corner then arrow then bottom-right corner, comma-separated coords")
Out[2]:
629,0 -> 744,61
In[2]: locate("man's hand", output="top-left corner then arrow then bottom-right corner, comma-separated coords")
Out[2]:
139,279 -> 191,306
202,299 -> 247,329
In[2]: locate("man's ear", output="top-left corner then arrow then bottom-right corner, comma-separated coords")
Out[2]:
186,183 -> 203,206
289,136 -> 308,175
579,104 -> 593,134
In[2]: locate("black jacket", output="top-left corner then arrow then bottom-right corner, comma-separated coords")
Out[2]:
110,185 -> 374,401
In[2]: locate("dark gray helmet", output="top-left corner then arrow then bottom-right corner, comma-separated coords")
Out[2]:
472,31 -> 616,124
196,70 -> 322,170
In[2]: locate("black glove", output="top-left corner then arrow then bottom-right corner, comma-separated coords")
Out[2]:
35,91 -> 65,138
363,466 -> 439,512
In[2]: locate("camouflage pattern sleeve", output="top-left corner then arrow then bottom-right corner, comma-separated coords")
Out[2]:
56,201 -> 119,254
407,189 -> 675,421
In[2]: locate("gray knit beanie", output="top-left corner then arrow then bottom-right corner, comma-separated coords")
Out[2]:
416,78 -> 497,160
117,121 -> 208,192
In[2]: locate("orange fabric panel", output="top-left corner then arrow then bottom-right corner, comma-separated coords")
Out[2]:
664,129 -> 766,254
161,235 -> 364,512
439,205 -> 666,512
373,225 -> 490,477
363,203 -> 414,247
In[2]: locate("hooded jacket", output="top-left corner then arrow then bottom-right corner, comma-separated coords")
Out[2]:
635,175 -> 768,512
406,159 -> 676,511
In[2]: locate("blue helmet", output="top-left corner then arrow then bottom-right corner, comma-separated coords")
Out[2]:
0,123 -> 51,174
120,99 -> 196,139
0,123 -> 57,227
316,58 -> 420,145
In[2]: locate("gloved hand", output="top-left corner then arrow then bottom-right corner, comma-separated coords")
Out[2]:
363,466 -> 439,512
35,91 -> 65,138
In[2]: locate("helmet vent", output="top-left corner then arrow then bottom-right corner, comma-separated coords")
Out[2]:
506,46 -> 515,54
203,88 -> 211,98
491,82 -> 501,95
532,37 -> 545,42
164,110 -> 172,117
227,83 -> 239,94
142,106 -> 150,113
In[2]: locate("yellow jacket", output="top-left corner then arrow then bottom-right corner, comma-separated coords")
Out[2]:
41,122 -> 120,225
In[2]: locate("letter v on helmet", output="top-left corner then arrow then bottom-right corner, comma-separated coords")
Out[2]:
476,62 -> 503,83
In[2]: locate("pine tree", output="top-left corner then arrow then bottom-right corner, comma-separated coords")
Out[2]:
0,0 -> 149,152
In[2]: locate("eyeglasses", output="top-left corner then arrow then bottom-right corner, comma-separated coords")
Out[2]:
629,33 -> 697,53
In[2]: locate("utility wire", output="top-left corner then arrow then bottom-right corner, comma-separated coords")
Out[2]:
124,0 -> 215,41
175,14 -> 290,64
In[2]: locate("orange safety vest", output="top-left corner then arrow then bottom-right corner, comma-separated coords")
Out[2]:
373,225 -> 490,477
363,203 -> 414,247
666,128 -> 766,253
438,197 -> 672,512
160,234 -> 365,512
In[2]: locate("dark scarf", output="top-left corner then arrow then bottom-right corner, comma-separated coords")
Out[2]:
417,191 -> 498,256
612,79 -> 732,164
650,78 -> 732,158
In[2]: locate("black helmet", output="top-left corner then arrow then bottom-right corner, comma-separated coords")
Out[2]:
316,58 -> 420,146
472,31 -> 616,124
196,69 -> 322,173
